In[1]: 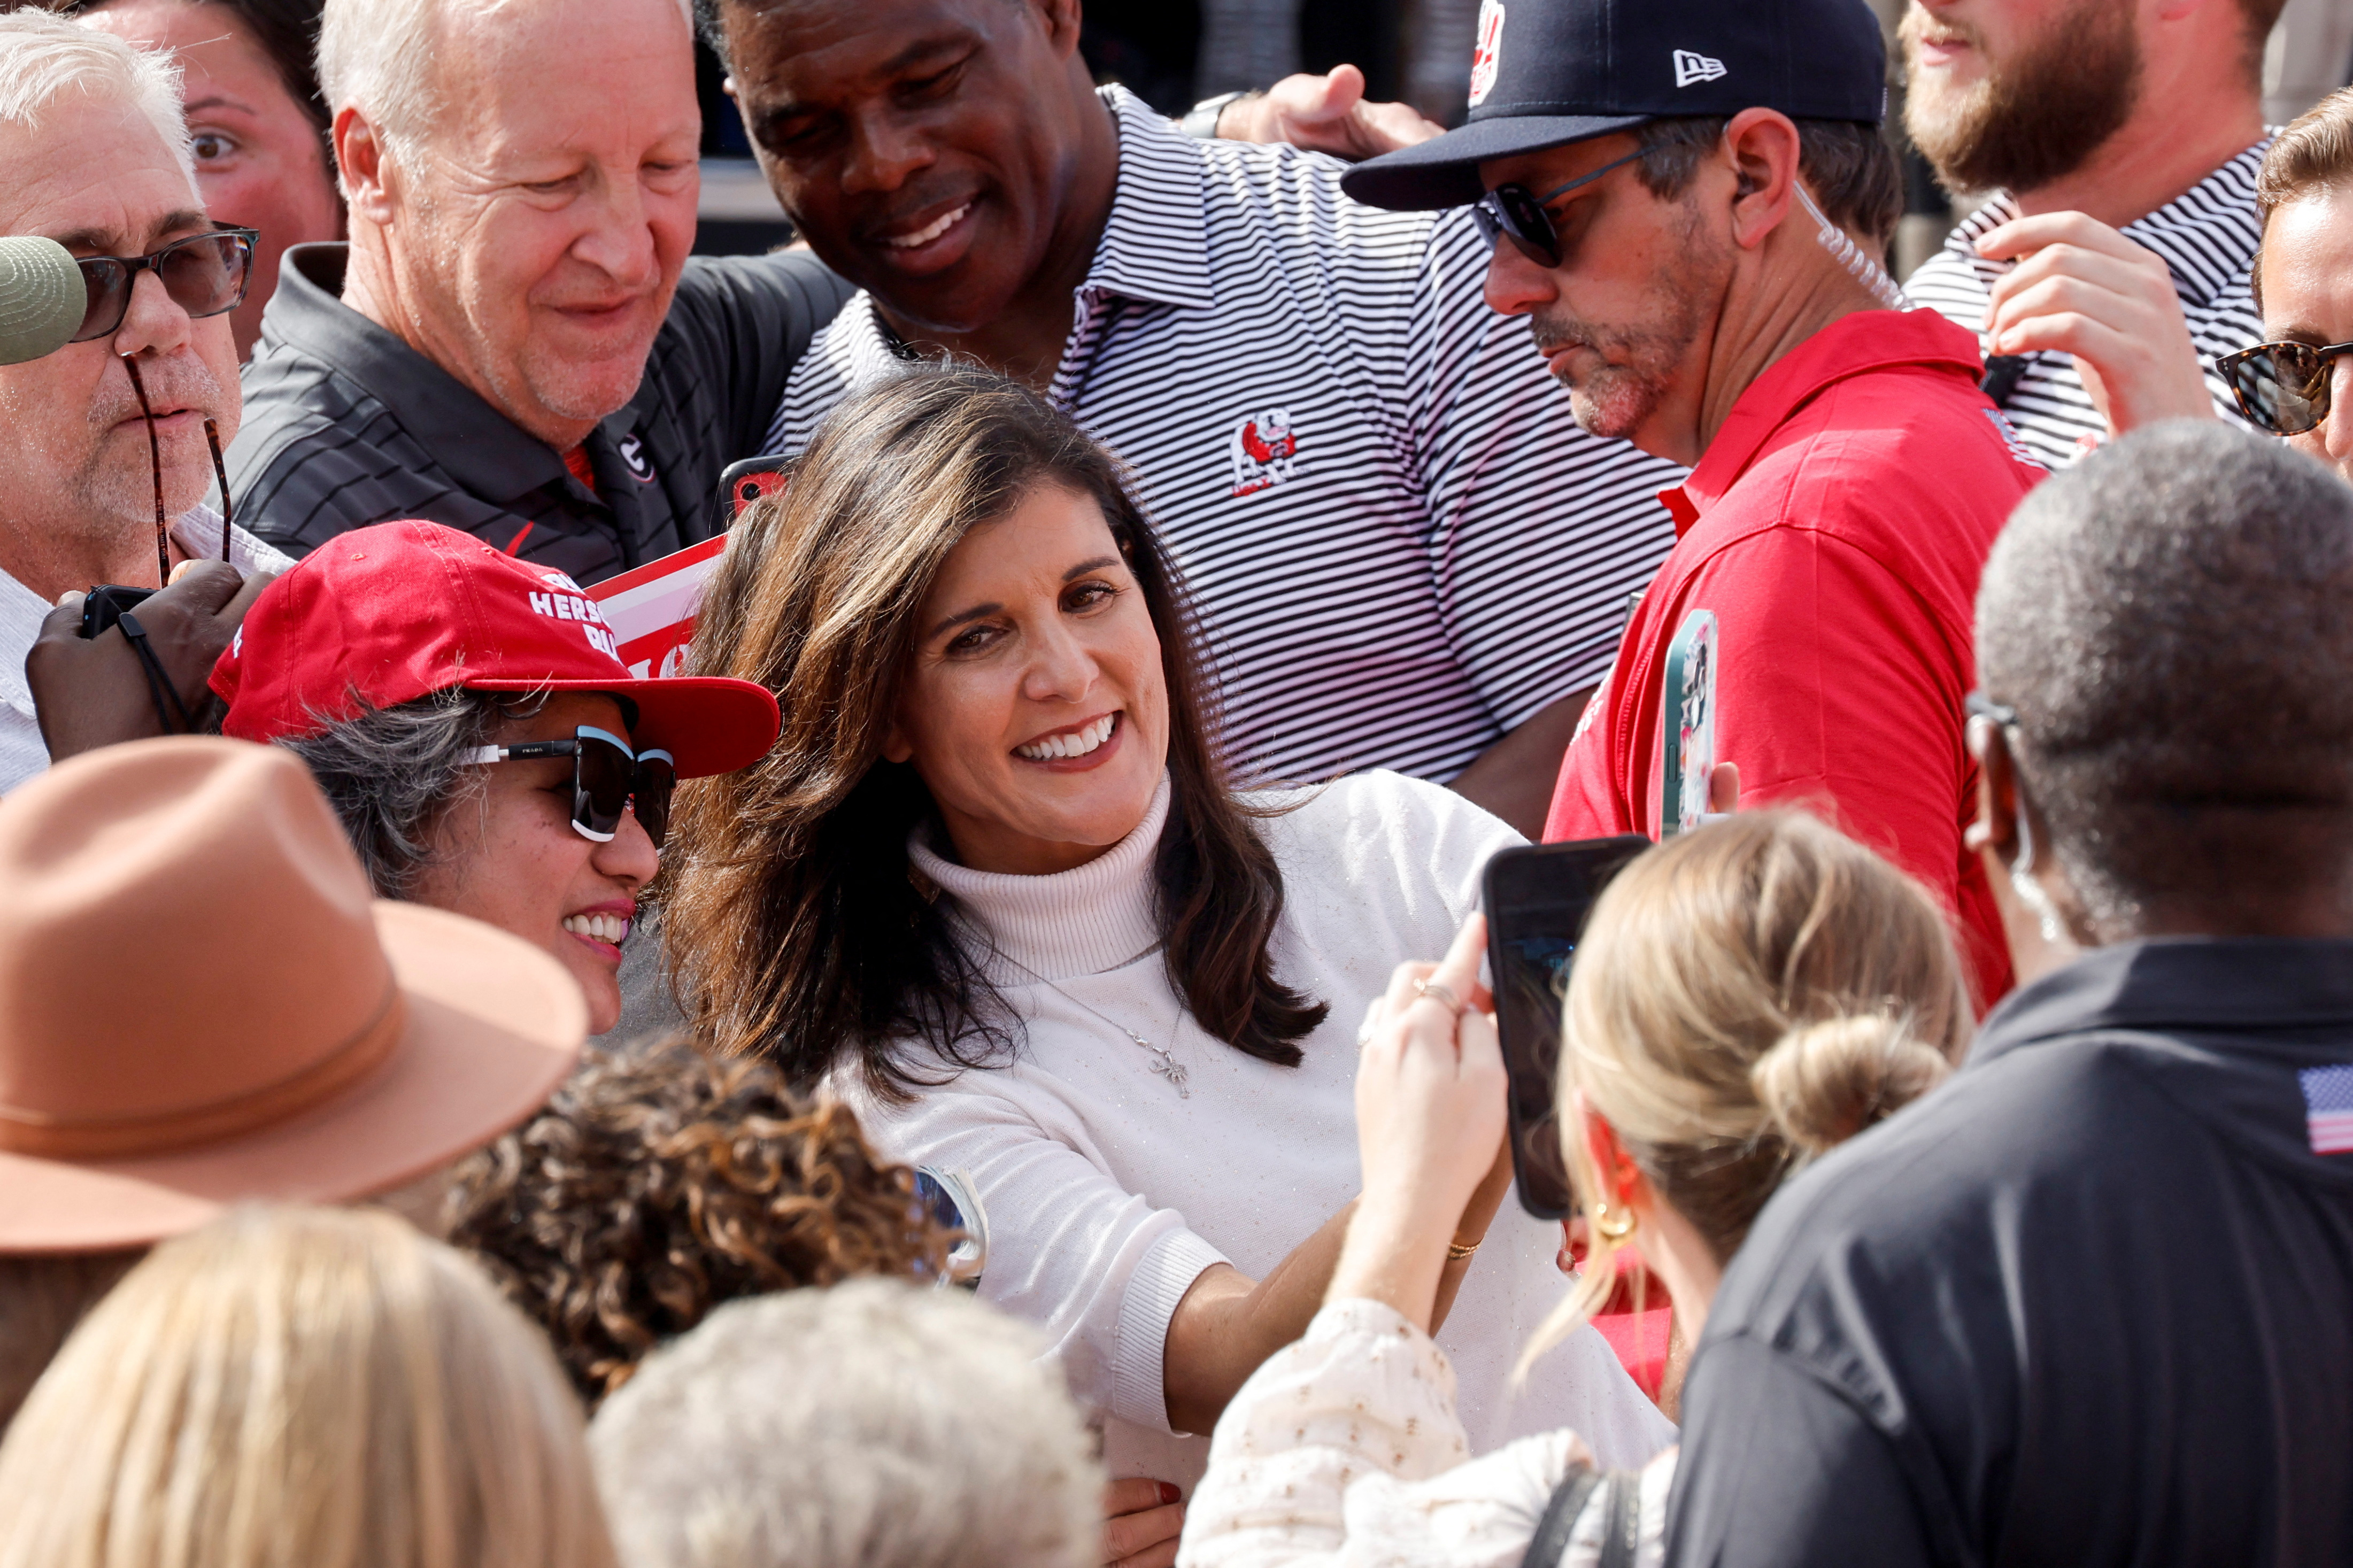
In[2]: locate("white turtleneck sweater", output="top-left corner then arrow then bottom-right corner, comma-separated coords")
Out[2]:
834,770 -> 1676,1489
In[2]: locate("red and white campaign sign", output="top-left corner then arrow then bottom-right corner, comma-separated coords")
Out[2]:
585,534 -> 729,679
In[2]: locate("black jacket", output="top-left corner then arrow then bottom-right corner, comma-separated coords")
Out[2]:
1668,938 -> 2353,1567
228,243 -> 852,583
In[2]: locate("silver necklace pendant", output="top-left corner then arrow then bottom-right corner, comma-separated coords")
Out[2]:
1127,1030 -> 1191,1099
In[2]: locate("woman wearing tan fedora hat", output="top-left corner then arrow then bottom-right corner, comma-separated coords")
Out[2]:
0,735 -> 590,1426
208,519 -> 782,1037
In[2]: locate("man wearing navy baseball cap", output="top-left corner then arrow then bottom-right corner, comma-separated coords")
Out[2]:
1348,0 -> 2045,1007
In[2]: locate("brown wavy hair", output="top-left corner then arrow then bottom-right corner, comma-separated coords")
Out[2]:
662,364 -> 1327,1096
444,1038 -> 950,1407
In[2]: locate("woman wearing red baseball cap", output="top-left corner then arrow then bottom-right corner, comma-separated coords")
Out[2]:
210,520 -> 779,1034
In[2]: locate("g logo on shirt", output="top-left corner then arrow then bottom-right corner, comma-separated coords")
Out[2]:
1229,410 -> 1300,498
618,434 -> 655,483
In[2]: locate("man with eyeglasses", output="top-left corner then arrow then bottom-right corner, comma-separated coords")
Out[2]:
1345,0 -> 2045,1005
0,11 -> 290,793
2209,90 -> 2353,473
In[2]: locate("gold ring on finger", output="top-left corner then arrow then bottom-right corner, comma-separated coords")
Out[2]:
1413,978 -> 1464,1015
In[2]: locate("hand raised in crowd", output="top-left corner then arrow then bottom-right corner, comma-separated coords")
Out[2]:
1332,915 -> 1513,1332
1977,212 -> 2219,439
1101,1478 -> 1185,1568
1219,64 -> 1442,163
27,561 -> 277,762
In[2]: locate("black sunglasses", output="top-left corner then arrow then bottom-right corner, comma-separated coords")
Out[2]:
1472,150 -> 1645,269
69,228 -> 258,345
464,724 -> 677,849
2213,338 -> 2353,436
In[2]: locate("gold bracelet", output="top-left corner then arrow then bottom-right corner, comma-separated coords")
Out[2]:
1446,1239 -> 1480,1260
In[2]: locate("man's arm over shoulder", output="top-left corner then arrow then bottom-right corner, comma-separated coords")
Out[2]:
664,250 -> 855,461
1665,1334 -> 1943,1568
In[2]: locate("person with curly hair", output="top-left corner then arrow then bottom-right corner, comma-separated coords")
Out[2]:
444,1036 -> 951,1407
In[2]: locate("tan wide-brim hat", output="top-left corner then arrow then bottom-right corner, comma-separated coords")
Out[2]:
0,738 -> 587,1252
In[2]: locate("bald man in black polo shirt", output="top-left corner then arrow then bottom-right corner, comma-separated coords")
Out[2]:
228,0 -> 850,585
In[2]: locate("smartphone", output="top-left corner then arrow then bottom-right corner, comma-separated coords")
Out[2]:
77,583 -> 156,640
720,453 -> 790,519
1482,835 -> 1651,1221
1659,608 -> 1718,838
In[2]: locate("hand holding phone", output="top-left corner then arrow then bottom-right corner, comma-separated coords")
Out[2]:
1332,916 -> 1512,1331
1482,836 -> 1650,1219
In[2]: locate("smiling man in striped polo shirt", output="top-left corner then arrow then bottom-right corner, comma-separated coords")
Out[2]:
699,0 -> 1683,828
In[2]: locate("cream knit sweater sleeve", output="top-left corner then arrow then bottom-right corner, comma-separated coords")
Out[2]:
834,1045 -> 1231,1436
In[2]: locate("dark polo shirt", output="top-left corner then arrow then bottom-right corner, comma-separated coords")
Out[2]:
1666,938 -> 2353,1568
229,243 -> 852,584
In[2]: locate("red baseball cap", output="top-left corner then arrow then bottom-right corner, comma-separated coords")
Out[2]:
212,521 -> 778,778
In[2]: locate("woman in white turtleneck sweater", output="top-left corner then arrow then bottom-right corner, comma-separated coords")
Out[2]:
666,368 -> 1673,1533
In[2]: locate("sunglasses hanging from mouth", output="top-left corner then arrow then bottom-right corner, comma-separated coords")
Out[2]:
2215,338 -> 2353,436
463,725 -> 678,849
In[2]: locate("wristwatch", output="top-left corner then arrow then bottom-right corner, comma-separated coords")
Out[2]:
1181,89 -> 1255,140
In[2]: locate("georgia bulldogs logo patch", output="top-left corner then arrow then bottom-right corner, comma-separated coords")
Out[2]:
1229,410 -> 1300,498
1469,0 -> 1506,107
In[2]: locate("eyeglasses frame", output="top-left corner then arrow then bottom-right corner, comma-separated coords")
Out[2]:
67,227 -> 261,345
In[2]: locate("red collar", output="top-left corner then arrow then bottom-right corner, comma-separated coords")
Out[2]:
1658,309 -> 1987,535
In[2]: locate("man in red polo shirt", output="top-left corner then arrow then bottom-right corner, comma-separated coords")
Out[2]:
1348,0 -> 2042,1003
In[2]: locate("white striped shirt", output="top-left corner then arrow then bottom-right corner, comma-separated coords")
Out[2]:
768,87 -> 1683,784
1904,138 -> 2272,472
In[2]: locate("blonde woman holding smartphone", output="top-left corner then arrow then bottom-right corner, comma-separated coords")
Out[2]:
1181,812 -> 1972,1567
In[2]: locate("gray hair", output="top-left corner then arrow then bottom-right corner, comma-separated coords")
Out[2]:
318,0 -> 694,175
0,10 -> 195,195
1976,420 -> 2353,934
277,688 -> 514,899
588,1280 -> 1104,1568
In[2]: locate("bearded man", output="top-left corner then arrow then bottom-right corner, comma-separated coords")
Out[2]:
1900,0 -> 2286,467
1346,0 -> 2047,1006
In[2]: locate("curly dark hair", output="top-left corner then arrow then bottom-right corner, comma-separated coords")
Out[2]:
444,1037 -> 952,1407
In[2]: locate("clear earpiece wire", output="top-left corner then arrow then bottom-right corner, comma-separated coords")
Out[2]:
1794,181 -> 1909,312
2010,809 -> 2069,946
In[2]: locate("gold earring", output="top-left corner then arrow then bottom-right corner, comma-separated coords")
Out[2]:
1591,1202 -> 1638,1242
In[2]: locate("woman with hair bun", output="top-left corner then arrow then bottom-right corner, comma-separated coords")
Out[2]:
1182,810 -> 1972,1567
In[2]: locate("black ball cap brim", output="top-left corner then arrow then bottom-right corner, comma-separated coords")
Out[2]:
1340,112 -> 1653,212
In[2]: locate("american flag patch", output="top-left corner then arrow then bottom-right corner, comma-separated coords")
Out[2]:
2302,1065 -> 2353,1156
